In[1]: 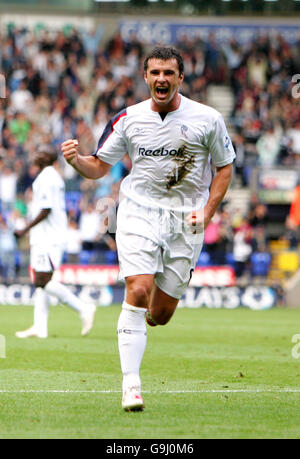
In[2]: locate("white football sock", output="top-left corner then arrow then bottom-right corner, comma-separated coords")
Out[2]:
44,280 -> 85,314
117,301 -> 147,392
33,287 -> 50,337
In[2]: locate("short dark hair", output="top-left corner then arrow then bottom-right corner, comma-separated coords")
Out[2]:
37,144 -> 58,165
143,46 -> 184,76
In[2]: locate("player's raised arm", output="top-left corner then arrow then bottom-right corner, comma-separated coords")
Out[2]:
61,139 -> 111,180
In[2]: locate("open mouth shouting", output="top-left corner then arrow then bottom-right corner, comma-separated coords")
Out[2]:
156,86 -> 168,95
155,86 -> 169,100
153,85 -> 177,106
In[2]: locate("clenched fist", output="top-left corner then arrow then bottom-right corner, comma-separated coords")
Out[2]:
61,139 -> 79,166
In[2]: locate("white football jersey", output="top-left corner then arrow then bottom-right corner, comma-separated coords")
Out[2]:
29,166 -> 67,246
94,95 -> 236,211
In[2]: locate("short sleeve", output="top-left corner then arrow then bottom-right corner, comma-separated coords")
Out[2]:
94,109 -> 127,166
207,114 -> 236,167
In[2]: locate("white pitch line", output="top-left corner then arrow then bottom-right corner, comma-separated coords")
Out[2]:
0,388 -> 300,394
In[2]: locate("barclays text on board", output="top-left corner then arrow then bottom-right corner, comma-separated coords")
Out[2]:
0,284 -> 278,310
120,21 -> 300,45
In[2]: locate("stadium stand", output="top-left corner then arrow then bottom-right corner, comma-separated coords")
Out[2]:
0,18 -> 300,286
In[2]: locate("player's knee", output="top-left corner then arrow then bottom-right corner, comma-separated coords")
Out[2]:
128,284 -> 151,307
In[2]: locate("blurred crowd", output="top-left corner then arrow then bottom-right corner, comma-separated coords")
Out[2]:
226,33 -> 300,184
0,24 -> 300,282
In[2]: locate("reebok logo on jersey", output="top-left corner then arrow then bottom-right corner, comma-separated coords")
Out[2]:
138,146 -> 185,157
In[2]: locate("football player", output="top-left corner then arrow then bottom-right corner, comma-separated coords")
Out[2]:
15,145 -> 96,339
62,46 -> 235,411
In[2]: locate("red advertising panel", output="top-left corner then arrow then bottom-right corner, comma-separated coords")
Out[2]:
53,265 -> 236,287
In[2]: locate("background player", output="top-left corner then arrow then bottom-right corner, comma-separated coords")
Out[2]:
14,145 -> 96,339
61,46 -> 235,411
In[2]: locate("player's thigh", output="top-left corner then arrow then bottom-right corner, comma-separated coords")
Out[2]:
116,231 -> 163,279
30,245 -> 64,273
116,198 -> 163,278
155,229 -> 203,300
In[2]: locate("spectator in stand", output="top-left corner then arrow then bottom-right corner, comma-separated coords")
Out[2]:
14,192 -> 28,218
216,207 -> 234,265
203,208 -> 233,266
203,212 -> 222,265
81,27 -> 104,58
256,121 -> 282,167
78,200 -> 102,253
247,51 -> 268,88
0,164 -> 17,212
74,117 -> 95,157
43,58 -> 61,97
78,197 -> 117,263
0,151 -> 4,175
289,183 -> 300,227
65,216 -> 82,264
10,79 -> 34,114
281,215 -> 300,249
286,120 -> 300,157
248,200 -> 269,250
16,162 -> 39,195
0,213 -> 17,282
75,87 -> 95,125
205,32 -> 227,83
222,38 -> 243,86
8,111 -> 31,144
248,201 -> 269,228
232,217 -> 254,279
232,133 -> 246,186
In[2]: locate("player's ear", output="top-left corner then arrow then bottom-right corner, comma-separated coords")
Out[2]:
144,72 -> 148,84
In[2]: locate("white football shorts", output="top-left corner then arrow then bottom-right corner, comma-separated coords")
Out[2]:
116,197 -> 204,299
30,244 -> 64,273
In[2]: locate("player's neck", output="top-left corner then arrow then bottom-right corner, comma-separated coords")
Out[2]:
150,93 -> 181,114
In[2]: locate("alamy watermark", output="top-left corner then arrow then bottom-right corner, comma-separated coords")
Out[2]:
0,334 -> 6,358
291,334 -> 300,359
291,74 -> 300,99
95,196 -> 205,245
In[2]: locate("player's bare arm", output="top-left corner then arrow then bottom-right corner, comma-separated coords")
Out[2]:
14,209 -> 51,239
186,163 -> 233,229
61,139 -> 111,180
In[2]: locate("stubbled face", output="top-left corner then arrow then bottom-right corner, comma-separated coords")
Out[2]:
144,58 -> 184,110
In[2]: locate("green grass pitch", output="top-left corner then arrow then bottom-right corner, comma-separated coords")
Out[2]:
1,304 -> 300,439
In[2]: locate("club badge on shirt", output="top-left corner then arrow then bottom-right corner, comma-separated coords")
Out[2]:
224,135 -> 232,149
